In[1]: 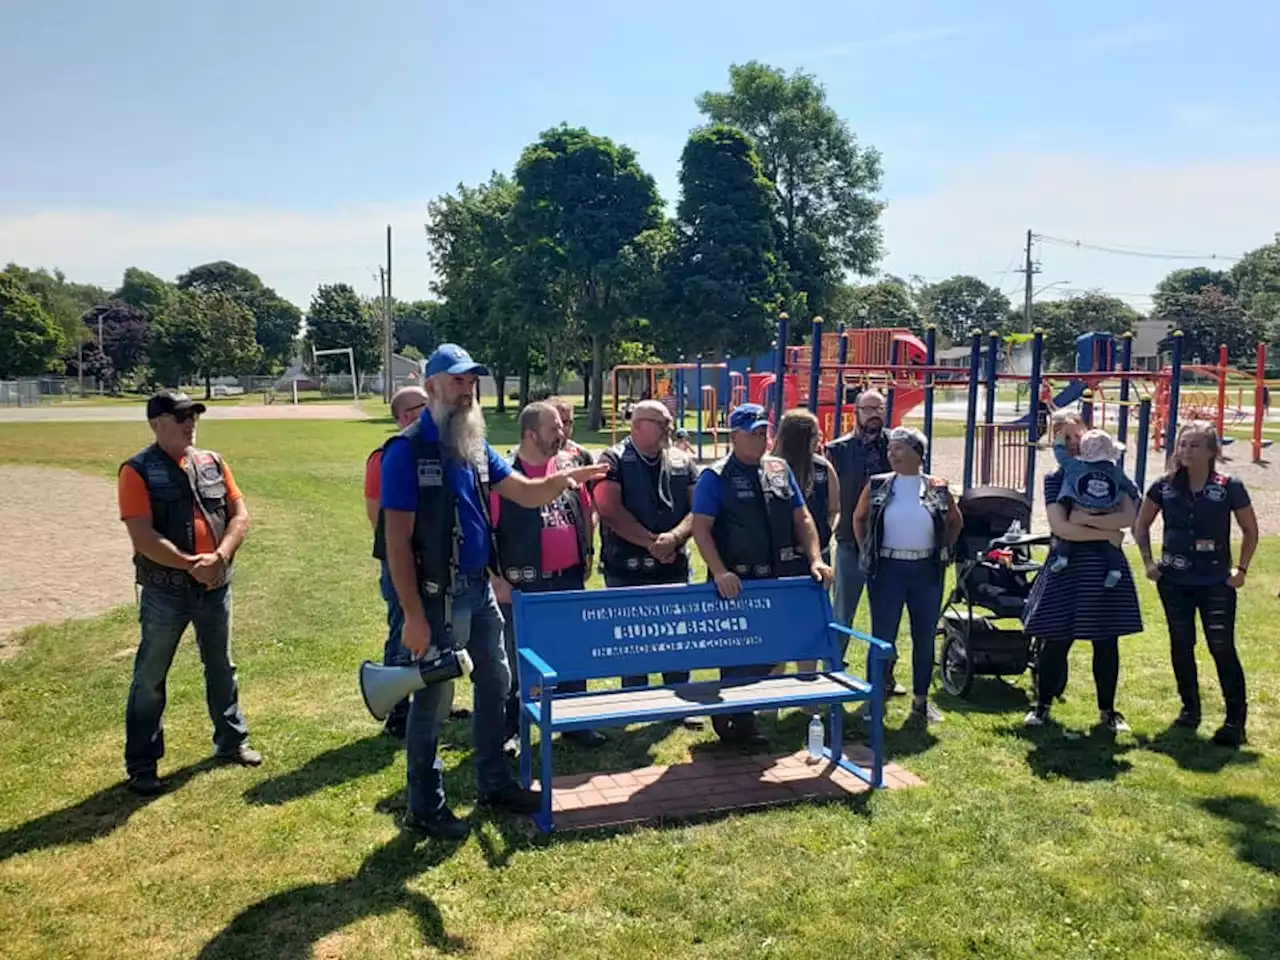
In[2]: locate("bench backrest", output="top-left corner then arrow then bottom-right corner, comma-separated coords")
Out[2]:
512,576 -> 841,685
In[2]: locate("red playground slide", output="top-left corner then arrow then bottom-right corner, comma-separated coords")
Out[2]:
887,332 -> 927,427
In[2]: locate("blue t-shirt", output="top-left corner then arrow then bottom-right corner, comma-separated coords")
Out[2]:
380,416 -> 512,574
692,458 -> 806,517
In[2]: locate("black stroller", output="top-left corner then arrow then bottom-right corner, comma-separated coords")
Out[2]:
937,486 -> 1052,698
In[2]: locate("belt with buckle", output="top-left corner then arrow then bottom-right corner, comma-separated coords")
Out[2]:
879,547 -> 934,561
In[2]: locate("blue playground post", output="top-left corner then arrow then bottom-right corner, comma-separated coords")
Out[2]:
675,357 -> 686,424
962,330 -> 982,490
833,323 -> 849,439
695,356 -> 704,461
1135,397 -> 1152,491
885,336 -> 901,426
980,331 -> 999,484
773,314 -> 789,426
807,316 -> 823,414
1166,331 -> 1184,452
923,326 -> 937,473
1026,329 -> 1044,505
1081,389 -> 1094,427
1117,333 -> 1133,467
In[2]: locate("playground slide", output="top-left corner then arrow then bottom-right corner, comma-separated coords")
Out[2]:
1005,379 -> 1088,427
890,387 -> 924,427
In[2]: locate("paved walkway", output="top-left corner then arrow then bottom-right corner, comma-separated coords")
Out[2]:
547,743 -> 923,831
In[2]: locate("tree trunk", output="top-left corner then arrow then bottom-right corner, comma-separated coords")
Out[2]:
493,370 -> 506,413
588,333 -> 605,431
519,359 -> 531,409
546,335 -> 562,394
204,373 -> 212,400
582,373 -> 590,410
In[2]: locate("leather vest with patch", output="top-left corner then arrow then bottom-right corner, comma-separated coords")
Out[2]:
123,444 -> 231,591
708,454 -> 806,580
1157,472 -> 1234,582
859,472 -> 952,577
599,439 -> 694,581
495,453 -> 590,585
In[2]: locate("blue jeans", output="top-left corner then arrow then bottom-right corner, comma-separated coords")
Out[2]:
406,573 -> 513,818
832,540 -> 867,644
379,564 -> 410,729
125,584 -> 248,775
867,558 -> 944,697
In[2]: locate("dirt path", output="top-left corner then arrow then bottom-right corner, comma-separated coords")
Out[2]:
0,466 -> 134,657
0,403 -> 370,423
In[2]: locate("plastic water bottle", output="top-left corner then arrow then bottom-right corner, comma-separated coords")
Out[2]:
806,714 -> 825,764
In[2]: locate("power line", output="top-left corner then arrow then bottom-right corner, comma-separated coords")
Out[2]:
1034,233 -> 1242,263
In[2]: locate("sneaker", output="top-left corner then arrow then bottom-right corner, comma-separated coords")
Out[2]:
680,717 -> 705,731
1024,706 -> 1050,726
1211,722 -> 1247,748
402,807 -> 471,841
125,771 -> 164,796
1173,708 -> 1201,730
479,784 -> 542,816
1098,710 -> 1130,733
215,744 -> 264,766
502,735 -> 521,758
909,701 -> 944,724
891,682 -> 908,697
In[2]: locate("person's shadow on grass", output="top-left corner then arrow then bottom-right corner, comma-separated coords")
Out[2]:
194,829 -> 469,959
1135,725 -> 1262,775
0,758 -> 218,864
1006,722 -> 1135,782
1200,794 -> 1279,876
1205,903 -> 1280,960
243,734 -> 401,806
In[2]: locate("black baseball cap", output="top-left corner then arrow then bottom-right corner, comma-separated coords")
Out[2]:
146,389 -> 207,420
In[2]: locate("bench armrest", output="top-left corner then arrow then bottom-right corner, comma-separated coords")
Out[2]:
517,647 -> 558,683
829,623 -> 895,657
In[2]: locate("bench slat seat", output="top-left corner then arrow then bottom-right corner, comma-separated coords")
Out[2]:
524,673 -> 872,730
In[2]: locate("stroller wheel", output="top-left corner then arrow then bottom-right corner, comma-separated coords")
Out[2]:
940,624 -> 975,698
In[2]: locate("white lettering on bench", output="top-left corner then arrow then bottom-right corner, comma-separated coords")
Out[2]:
589,635 -> 765,658
612,616 -> 748,640
579,596 -> 772,623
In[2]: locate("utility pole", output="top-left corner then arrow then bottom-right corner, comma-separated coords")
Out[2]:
384,225 -> 394,403
1022,228 -> 1039,334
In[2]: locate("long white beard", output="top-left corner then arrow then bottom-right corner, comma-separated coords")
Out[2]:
431,397 -> 486,463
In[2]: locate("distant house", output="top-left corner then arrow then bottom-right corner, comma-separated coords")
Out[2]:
1131,319 -> 1172,371
935,343 -> 1000,370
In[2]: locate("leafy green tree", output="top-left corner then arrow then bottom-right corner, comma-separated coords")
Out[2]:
1151,285 -> 1266,366
1030,293 -> 1140,371
2,263 -> 106,349
662,126 -> 786,359
0,274 -> 66,376
1232,236 -> 1280,351
428,174 -> 529,410
114,267 -> 174,318
199,291 -> 262,392
176,260 -> 300,373
697,61 -> 884,317
838,279 -> 921,332
512,125 -> 663,428
917,275 -> 1013,343
151,290 -> 209,387
1155,266 -> 1236,300
306,283 -> 381,382
394,300 -> 442,356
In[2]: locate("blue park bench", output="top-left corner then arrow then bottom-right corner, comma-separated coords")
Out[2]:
512,576 -> 895,833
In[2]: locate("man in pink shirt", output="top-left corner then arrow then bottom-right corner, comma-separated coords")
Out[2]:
490,401 -> 606,749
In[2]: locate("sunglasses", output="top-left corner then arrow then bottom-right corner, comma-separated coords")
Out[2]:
173,410 -> 201,424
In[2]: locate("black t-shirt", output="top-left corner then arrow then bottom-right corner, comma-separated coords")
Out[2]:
1144,473 -> 1250,585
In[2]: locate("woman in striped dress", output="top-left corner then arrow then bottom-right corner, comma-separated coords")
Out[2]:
1023,411 -> 1143,730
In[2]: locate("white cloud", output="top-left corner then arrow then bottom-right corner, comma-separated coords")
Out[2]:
0,204 -> 436,307
1079,25 -> 1170,55
880,151 -> 1280,306
3,151 -> 1278,316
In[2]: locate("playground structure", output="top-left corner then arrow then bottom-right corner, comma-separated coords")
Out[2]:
609,315 -> 1276,505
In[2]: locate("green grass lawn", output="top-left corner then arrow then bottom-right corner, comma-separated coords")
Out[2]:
0,418 -> 1277,960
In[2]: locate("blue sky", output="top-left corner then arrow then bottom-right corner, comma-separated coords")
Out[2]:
2,0 -> 1278,312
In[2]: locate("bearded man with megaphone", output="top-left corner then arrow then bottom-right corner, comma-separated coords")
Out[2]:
371,345 -> 608,841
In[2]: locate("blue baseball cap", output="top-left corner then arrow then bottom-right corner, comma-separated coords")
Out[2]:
729,403 -> 771,432
425,343 -> 489,378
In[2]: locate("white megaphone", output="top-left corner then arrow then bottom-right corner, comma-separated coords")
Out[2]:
358,648 -> 474,721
